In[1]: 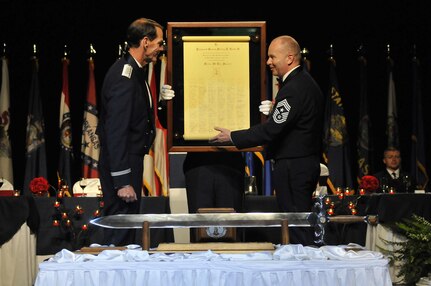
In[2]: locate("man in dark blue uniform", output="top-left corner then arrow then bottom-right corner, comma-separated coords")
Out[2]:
97,18 -> 174,246
210,35 -> 324,245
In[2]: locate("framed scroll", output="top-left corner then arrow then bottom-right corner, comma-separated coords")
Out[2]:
166,22 -> 266,152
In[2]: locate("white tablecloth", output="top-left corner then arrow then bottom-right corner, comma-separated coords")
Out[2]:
35,244 -> 392,286
0,224 -> 37,286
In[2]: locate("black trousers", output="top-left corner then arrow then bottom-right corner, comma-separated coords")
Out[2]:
273,155 -> 320,245
99,152 -> 143,246
184,153 -> 245,242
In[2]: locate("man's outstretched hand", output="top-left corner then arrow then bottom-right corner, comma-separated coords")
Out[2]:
209,127 -> 232,144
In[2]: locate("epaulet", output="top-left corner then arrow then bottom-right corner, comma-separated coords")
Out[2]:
121,64 -> 133,78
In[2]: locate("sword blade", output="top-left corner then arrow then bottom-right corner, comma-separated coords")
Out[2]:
90,212 -> 317,229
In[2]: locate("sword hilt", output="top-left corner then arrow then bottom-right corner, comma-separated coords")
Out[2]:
312,195 -> 379,245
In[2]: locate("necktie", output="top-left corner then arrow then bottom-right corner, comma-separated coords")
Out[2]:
277,77 -> 285,88
392,172 -> 397,179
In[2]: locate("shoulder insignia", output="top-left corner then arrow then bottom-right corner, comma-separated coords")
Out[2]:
121,64 -> 133,78
272,99 -> 291,124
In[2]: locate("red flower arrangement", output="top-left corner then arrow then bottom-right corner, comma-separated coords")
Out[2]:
29,177 -> 50,196
359,175 -> 380,193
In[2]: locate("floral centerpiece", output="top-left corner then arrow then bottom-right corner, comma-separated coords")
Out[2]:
29,177 -> 50,196
359,175 -> 379,194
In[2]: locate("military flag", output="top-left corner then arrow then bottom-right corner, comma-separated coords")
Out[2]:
23,56 -> 48,194
58,56 -> 74,192
356,55 -> 373,183
245,152 -> 254,177
322,57 -> 354,193
143,55 -> 169,196
0,56 -> 13,184
81,57 -> 100,178
386,58 -> 399,148
410,56 -> 428,190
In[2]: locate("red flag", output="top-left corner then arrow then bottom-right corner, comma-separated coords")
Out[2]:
58,57 -> 74,192
81,58 -> 100,178
143,56 -> 169,196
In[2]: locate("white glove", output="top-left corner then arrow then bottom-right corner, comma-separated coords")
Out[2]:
259,100 -> 272,115
159,84 -> 175,101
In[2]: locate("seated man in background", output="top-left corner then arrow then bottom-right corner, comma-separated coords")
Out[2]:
374,147 -> 416,193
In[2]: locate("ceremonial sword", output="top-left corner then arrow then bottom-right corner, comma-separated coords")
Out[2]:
90,209 -> 378,246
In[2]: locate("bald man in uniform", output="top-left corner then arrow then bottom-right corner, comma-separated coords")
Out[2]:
210,35 -> 324,245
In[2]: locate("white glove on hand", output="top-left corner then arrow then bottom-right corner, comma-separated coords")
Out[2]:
259,100 -> 272,115
159,84 -> 175,101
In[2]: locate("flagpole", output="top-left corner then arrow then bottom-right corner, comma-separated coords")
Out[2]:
32,44 -> 38,69
63,44 -> 69,59
301,47 -> 310,71
328,44 -> 334,60
1,43 -> 5,58
118,42 -> 127,59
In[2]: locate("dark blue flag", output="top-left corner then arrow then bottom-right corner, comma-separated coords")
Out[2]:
322,57 -> 354,193
23,58 -> 48,195
410,57 -> 429,190
356,56 -> 373,183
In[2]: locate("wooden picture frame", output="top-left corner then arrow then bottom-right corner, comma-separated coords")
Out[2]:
166,22 -> 266,152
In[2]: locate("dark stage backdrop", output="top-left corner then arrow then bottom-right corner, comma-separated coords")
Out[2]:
1,1 -> 430,191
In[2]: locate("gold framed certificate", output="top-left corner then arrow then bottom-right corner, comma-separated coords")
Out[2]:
166,22 -> 266,152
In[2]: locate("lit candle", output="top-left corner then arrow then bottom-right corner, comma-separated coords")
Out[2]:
52,220 -> 60,227
81,224 -> 88,231
75,205 -> 84,214
344,188 -> 351,196
54,201 -> 60,208
359,188 -> 365,195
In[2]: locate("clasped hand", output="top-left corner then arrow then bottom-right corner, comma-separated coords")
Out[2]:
117,185 -> 137,203
159,84 -> 175,101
